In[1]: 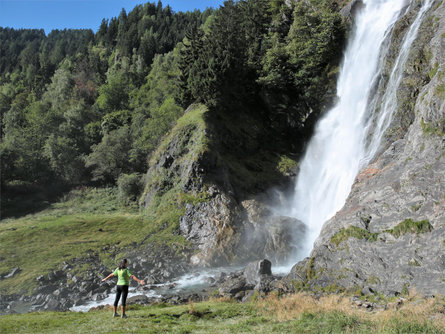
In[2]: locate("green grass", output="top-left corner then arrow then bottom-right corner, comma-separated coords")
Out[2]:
429,62 -> 439,80
421,118 -> 445,137
0,186 -> 190,295
1,183 -> 69,219
330,219 -> 433,247
0,105 -> 213,298
435,84 -> 445,99
385,219 -> 432,238
49,187 -> 139,215
0,300 -> 441,334
0,212 -> 143,294
330,226 -> 379,247
277,155 -> 298,175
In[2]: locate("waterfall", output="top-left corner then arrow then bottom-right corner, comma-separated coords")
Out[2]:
363,0 -> 434,163
287,0 -> 434,260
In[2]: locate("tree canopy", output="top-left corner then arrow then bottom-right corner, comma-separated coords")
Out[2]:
1,0 -> 346,194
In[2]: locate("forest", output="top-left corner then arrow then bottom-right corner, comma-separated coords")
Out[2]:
0,0 -> 346,212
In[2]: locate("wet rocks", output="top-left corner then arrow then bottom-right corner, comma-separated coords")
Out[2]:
244,259 -> 272,285
340,0 -> 365,23
179,191 -> 307,267
0,244 -> 193,314
238,203 -> 307,265
139,104 -> 303,267
179,192 -> 244,266
127,295 -> 150,305
213,259 -> 282,300
218,274 -> 249,296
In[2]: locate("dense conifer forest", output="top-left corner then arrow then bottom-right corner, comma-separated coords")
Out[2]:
0,0 -> 345,211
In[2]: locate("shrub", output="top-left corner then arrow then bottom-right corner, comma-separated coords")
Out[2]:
85,126 -> 134,182
117,173 -> 142,204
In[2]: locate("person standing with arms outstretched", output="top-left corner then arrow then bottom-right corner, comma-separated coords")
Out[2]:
102,258 -> 145,318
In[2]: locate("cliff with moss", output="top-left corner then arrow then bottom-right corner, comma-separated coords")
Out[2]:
140,103 -> 307,267
286,0 -> 445,297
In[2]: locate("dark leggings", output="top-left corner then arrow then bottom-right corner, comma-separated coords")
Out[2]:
114,285 -> 129,307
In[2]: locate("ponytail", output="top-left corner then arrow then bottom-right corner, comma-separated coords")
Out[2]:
118,258 -> 128,270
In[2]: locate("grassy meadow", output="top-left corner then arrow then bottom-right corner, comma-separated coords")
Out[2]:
1,293 -> 444,333
0,187 -> 189,295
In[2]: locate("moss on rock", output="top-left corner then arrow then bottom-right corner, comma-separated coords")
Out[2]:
330,226 -> 379,246
385,219 -> 432,238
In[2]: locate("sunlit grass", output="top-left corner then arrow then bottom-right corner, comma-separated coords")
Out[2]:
0,186 -> 189,295
1,295 -> 443,333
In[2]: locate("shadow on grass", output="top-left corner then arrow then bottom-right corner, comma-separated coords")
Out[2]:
1,183 -> 70,219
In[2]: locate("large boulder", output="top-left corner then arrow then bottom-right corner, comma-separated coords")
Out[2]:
244,259 -> 272,286
218,275 -> 248,296
179,192 -> 244,266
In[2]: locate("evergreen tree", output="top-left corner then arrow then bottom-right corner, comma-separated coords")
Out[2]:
0,0 -> 345,190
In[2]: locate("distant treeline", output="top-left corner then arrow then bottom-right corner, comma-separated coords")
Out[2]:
0,0 -> 345,193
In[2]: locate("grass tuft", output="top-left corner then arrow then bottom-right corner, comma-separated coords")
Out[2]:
330,226 -> 379,246
386,219 -> 432,238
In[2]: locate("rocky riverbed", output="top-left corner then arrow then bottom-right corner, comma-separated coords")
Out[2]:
0,259 -> 287,314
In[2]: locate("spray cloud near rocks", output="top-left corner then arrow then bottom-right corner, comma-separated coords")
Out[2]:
276,0 -> 434,266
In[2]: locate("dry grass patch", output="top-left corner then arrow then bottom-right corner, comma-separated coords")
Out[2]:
256,291 -> 445,331
376,291 -> 445,330
257,292 -> 357,321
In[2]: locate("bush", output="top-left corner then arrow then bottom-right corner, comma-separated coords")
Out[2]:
85,126 -> 133,183
117,173 -> 142,204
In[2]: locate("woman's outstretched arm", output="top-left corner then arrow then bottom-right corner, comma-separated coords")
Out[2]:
102,273 -> 115,282
130,275 -> 145,285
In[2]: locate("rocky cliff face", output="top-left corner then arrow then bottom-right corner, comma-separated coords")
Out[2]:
286,0 -> 445,296
141,103 -> 307,268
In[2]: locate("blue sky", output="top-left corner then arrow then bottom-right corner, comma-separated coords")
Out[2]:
0,0 -> 225,34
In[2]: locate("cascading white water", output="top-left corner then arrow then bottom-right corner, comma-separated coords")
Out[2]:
363,0 -> 434,163
287,0 -> 433,259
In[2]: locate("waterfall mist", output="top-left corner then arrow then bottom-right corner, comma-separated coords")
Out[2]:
281,0 -> 434,264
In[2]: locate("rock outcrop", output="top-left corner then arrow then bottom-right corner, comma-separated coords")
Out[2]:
285,0 -> 445,296
141,104 -> 306,267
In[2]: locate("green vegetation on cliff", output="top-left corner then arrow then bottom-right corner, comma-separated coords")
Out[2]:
330,219 -> 433,247
386,219 -> 433,238
141,103 -> 209,225
331,226 -> 379,246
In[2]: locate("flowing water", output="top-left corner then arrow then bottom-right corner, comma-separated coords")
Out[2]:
287,0 -> 433,260
70,264 -> 290,312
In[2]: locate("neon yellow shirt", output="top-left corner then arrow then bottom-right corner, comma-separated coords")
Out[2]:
113,268 -> 132,286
